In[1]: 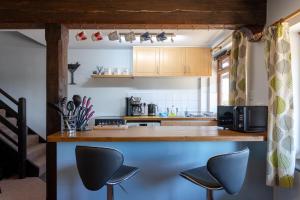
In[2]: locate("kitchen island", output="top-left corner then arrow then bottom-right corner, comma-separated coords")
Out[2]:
48,126 -> 272,200
48,126 -> 266,142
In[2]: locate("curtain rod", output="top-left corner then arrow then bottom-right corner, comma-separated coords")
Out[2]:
272,8 -> 300,25
211,34 -> 232,52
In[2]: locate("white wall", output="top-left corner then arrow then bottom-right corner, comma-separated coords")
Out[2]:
68,49 -> 207,118
247,42 -> 268,106
267,0 -> 300,26
0,32 -> 46,138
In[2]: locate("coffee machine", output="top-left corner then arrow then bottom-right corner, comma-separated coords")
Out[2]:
126,97 -> 146,116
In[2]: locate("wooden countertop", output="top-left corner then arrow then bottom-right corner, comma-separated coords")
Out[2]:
47,126 -> 266,142
123,116 -> 216,121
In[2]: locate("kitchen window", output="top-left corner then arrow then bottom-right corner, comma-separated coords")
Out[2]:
217,52 -> 231,105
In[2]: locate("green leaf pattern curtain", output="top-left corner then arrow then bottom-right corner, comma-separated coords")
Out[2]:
229,31 -> 247,105
265,22 -> 295,187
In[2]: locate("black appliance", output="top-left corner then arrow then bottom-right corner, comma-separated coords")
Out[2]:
148,104 -> 158,116
126,97 -> 146,116
217,106 -> 268,132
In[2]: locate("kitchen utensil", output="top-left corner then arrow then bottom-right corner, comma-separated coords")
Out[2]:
72,95 -> 82,114
78,110 -> 95,130
81,96 -> 87,107
66,101 -> 75,116
62,115 -> 77,134
58,97 -> 67,115
86,97 -> 91,108
78,105 -> 93,126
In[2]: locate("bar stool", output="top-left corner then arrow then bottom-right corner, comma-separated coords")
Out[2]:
75,146 -> 139,200
180,148 -> 249,200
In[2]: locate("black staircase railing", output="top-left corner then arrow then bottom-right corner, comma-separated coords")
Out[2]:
0,88 -> 27,179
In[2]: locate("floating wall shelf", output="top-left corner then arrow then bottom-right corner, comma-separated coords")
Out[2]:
91,74 -> 134,78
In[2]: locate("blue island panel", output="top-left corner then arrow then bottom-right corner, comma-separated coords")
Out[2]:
57,141 -> 272,200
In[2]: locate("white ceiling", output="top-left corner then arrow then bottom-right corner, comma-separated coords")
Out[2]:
16,29 -> 232,49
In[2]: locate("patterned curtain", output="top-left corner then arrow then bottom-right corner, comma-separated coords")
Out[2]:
265,22 -> 295,188
229,31 -> 248,105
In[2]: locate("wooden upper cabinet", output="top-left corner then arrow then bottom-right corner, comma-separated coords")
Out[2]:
133,47 -> 159,76
185,48 -> 212,76
159,47 -> 185,76
132,47 -> 212,77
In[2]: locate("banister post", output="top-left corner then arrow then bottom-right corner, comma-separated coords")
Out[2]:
17,97 -> 27,179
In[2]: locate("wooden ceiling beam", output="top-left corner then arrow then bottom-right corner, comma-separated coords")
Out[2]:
0,0 -> 266,30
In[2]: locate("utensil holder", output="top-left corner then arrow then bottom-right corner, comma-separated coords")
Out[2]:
61,115 -> 77,134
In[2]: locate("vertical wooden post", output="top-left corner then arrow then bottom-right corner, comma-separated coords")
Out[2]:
17,97 -> 27,179
45,23 -> 68,200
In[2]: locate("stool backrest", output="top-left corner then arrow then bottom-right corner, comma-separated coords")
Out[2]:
207,148 -> 249,195
75,146 -> 124,191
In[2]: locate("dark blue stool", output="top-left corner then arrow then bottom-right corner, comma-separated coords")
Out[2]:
75,146 -> 139,200
180,148 -> 249,200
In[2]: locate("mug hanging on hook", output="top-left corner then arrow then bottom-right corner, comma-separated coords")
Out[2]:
76,31 -> 87,41
125,31 -> 136,43
91,31 -> 103,41
108,30 -> 120,41
156,32 -> 167,42
140,32 -> 152,43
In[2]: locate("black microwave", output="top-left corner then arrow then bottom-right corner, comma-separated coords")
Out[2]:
217,106 -> 268,132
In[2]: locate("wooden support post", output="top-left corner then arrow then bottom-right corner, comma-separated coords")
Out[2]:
45,24 -> 68,200
17,97 -> 27,179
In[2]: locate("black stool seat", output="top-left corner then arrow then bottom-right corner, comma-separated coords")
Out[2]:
107,165 -> 139,185
180,148 -> 249,200
180,166 -> 222,190
75,146 -> 139,200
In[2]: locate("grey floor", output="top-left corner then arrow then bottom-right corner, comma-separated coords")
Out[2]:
0,177 -> 46,200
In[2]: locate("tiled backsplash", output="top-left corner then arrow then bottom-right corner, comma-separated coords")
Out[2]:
127,89 -> 200,116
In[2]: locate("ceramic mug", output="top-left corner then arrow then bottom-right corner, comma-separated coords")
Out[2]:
108,31 -> 120,41
140,32 -> 153,43
91,31 -> 103,41
125,31 -> 136,43
156,32 -> 167,42
75,31 -> 87,41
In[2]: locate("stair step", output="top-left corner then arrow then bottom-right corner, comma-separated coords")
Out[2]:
0,123 -> 17,141
0,124 -> 39,147
27,135 -> 40,146
0,133 -> 17,150
7,117 -> 17,126
30,154 -> 46,176
0,109 -> 6,117
27,143 -> 46,162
